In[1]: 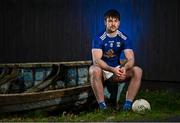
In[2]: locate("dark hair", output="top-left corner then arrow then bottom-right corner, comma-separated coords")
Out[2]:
104,9 -> 120,21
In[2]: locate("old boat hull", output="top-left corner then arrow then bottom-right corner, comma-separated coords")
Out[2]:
0,61 -> 94,113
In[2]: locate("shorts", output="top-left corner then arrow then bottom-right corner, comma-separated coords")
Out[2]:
103,65 -> 120,80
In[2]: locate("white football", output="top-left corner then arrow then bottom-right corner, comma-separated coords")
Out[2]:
132,99 -> 151,113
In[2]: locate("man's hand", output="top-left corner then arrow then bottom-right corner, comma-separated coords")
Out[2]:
119,67 -> 126,79
111,66 -> 127,82
112,67 -> 122,76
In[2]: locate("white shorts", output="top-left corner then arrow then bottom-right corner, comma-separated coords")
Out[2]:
103,65 -> 120,79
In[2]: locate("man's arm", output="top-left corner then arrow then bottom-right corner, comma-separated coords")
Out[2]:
92,49 -> 114,72
123,49 -> 135,70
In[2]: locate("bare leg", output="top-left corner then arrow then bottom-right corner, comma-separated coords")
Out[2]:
126,66 -> 143,101
89,65 -> 104,103
121,66 -> 142,111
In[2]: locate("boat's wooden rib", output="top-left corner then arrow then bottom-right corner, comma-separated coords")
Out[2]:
0,67 -> 12,82
0,67 -> 10,80
0,68 -> 19,86
25,64 -> 60,92
0,67 -> 20,94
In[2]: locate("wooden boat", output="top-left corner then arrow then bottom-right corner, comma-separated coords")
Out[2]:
0,61 -> 94,113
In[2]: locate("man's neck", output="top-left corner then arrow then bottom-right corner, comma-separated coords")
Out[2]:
106,30 -> 118,37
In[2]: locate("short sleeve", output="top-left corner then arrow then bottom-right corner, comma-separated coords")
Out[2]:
123,37 -> 132,50
92,36 -> 103,49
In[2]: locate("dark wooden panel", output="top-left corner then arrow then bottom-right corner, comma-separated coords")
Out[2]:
143,0 -> 180,81
0,0 -> 180,81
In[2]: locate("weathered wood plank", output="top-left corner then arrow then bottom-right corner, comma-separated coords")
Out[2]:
0,61 -> 92,68
0,88 -> 93,112
0,84 -> 92,105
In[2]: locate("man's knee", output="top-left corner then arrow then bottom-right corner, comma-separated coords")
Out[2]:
132,66 -> 143,80
132,66 -> 143,83
89,65 -> 102,77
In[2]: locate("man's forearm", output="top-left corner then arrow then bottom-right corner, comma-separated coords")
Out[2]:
93,58 -> 114,72
124,58 -> 134,70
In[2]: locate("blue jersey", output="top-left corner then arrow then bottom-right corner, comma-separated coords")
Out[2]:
92,30 -> 132,67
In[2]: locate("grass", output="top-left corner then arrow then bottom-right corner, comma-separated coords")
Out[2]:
0,89 -> 180,122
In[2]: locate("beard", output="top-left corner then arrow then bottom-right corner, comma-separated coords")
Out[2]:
106,26 -> 118,33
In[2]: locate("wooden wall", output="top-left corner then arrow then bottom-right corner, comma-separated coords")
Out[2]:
0,0 -> 180,81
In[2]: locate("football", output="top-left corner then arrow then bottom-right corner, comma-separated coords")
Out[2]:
132,99 -> 151,113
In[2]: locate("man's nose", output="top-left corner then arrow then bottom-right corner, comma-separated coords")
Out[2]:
112,21 -> 116,25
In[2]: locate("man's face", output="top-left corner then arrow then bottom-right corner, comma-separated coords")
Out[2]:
105,17 -> 120,33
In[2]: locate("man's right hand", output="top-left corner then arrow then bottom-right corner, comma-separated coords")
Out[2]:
112,67 -> 122,77
111,67 -> 127,82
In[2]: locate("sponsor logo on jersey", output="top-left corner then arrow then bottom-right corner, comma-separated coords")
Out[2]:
103,49 -> 116,58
